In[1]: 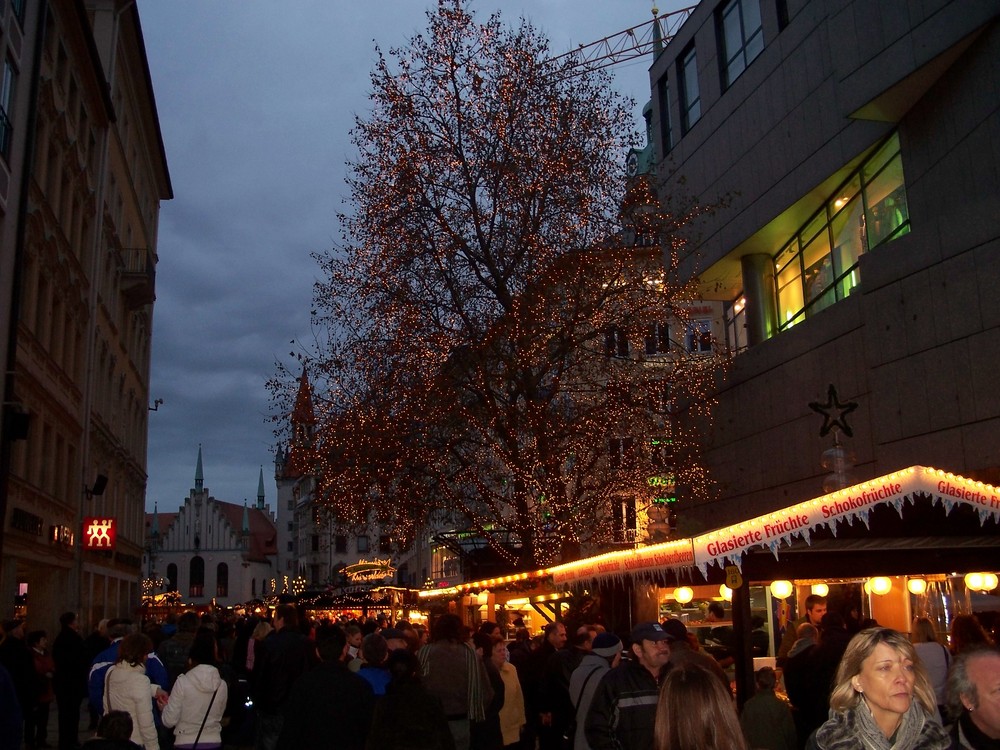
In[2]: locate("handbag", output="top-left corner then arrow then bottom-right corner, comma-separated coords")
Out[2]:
191,686 -> 219,749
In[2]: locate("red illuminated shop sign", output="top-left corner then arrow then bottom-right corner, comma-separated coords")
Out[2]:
83,517 -> 116,550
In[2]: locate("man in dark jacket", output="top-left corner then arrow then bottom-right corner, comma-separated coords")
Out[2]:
53,612 -> 88,750
276,625 -> 373,750
585,622 -> 670,750
0,618 -> 35,744
251,604 -> 317,750
155,611 -> 199,691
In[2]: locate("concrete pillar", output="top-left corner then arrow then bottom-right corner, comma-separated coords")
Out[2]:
740,254 -> 779,346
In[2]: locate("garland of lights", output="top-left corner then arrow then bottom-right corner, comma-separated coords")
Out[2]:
269,0 -> 727,570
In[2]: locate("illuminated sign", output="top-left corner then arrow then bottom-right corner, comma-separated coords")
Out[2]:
83,517 -> 116,550
343,558 -> 396,583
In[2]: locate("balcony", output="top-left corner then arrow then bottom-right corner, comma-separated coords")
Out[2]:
119,247 -> 156,308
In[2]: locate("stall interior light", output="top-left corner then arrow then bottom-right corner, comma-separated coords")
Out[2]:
674,586 -> 694,604
965,572 -> 998,592
719,584 -> 733,602
869,576 -> 893,596
906,578 -> 928,595
811,583 -> 829,597
770,580 -> 793,600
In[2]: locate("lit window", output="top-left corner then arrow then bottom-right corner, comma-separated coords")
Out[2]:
679,45 -> 701,132
776,133 -> 909,330
719,0 -> 764,88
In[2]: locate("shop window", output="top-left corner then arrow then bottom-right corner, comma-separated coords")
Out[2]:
718,0 -> 764,88
679,44 -> 701,132
776,133 -> 910,330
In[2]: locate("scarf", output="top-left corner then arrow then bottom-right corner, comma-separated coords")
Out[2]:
417,641 -> 486,723
813,702 -> 951,750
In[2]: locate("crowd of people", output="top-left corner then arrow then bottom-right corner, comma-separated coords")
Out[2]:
0,600 -> 996,750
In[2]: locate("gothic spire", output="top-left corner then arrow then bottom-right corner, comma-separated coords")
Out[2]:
195,444 -> 204,491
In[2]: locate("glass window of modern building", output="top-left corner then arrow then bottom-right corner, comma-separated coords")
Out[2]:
679,45 -> 701,132
775,133 -> 909,330
718,0 -> 764,88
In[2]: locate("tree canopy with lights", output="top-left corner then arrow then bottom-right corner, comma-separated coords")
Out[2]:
272,0 -> 725,569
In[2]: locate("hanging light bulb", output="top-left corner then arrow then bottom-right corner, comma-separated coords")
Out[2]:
811,583 -> 829,597
770,580 -> 793,600
982,573 -> 998,591
906,578 -> 927,595
965,572 -> 985,592
870,576 -> 893,596
719,584 -> 733,601
674,586 -> 694,604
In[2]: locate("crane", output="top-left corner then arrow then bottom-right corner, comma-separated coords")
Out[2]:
548,5 -> 697,74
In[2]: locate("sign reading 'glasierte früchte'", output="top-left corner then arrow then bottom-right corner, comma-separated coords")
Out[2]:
547,466 -> 1000,585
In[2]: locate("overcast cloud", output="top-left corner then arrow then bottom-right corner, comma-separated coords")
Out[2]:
138,0 -> 685,512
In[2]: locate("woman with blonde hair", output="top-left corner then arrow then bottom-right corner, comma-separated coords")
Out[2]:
806,628 -> 949,750
654,662 -> 747,750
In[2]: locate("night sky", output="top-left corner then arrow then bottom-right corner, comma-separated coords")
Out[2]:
137,0 -> 686,512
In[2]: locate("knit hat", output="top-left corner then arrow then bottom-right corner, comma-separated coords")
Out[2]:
660,618 -> 687,642
591,632 -> 622,658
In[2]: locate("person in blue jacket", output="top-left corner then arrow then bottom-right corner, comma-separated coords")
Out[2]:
88,621 -> 168,727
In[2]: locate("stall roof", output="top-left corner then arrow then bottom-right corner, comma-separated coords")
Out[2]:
549,465 -> 1000,586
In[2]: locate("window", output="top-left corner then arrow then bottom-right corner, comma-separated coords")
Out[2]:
335,535 -> 347,554
644,322 -> 670,356
656,77 -> 673,153
650,436 -> 673,472
776,133 -> 910,330
166,563 -> 177,591
379,535 -> 391,553
679,45 -> 701,132
286,541 -> 293,552
718,0 -> 763,88
357,535 -> 369,553
685,320 -> 713,353
287,522 -> 293,532
0,57 -> 15,161
311,534 -> 320,552
611,497 -> 637,543
189,556 -> 204,598
609,437 -> 635,470
216,563 -> 228,597
604,326 -> 629,358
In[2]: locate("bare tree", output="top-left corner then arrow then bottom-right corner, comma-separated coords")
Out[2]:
272,0 -> 725,569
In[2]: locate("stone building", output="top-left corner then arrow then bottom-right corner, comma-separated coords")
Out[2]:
0,0 -> 170,626
144,448 -> 278,607
646,0 -> 1000,526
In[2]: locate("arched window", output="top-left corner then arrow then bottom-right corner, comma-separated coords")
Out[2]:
251,578 -> 256,597
166,563 -> 177,591
216,562 -> 229,597
189,556 -> 204,597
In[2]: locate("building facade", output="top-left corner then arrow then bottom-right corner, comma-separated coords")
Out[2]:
0,0 -> 170,626
647,0 -> 1000,526
144,450 -> 278,607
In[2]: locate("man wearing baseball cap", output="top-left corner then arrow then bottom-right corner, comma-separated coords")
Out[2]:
585,623 -> 670,750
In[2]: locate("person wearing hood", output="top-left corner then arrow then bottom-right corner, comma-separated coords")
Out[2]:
161,633 -> 227,750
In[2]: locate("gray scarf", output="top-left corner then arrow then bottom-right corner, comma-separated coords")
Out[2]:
813,702 -> 950,750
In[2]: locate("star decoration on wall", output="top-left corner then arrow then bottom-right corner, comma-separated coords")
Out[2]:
809,384 -> 858,438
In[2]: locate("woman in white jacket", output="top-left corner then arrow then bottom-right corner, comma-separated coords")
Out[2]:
103,633 -> 160,750
161,632 -> 227,749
